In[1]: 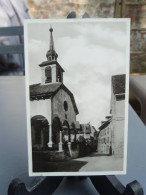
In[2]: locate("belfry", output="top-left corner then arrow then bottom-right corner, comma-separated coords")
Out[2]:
39,27 -> 64,84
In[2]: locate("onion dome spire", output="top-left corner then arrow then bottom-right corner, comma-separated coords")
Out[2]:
46,27 -> 58,62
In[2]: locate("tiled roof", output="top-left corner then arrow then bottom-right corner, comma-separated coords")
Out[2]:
30,83 -> 61,96
80,124 -> 91,134
112,74 -> 125,95
30,83 -> 79,115
39,61 -> 65,72
98,119 -> 111,130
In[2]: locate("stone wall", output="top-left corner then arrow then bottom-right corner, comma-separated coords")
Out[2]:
31,98 -> 52,123
25,0 -> 115,19
123,1 -> 146,73
25,0 -> 146,73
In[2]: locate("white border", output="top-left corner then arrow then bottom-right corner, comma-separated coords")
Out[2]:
24,18 -> 130,176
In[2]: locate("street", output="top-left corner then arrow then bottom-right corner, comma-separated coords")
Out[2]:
74,152 -> 123,172
33,152 -> 124,172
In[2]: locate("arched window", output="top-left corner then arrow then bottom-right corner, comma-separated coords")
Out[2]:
45,66 -> 52,83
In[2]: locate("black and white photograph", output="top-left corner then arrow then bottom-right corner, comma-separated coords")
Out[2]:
24,19 -> 130,176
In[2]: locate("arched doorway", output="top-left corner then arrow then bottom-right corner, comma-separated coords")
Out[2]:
31,115 -> 49,151
52,117 -> 62,150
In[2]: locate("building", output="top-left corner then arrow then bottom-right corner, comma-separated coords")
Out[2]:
110,74 -> 125,158
30,28 -> 79,160
97,74 -> 125,157
98,117 -> 112,155
76,123 -> 97,140
76,123 -> 98,155
90,125 -> 98,139
79,124 -> 91,139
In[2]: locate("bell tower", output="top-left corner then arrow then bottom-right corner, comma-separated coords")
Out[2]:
39,27 -> 64,85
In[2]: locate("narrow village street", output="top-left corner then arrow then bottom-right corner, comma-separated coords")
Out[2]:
33,152 -> 123,173
74,152 -> 123,172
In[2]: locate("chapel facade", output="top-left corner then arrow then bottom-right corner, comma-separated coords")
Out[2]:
30,28 -> 79,159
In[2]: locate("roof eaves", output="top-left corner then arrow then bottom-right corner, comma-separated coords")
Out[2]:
39,61 -> 65,72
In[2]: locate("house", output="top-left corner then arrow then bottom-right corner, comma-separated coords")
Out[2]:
110,74 -> 125,158
90,125 -> 98,139
79,124 -> 91,139
75,123 -> 98,155
76,123 -> 97,140
98,117 -> 112,155
97,74 -> 125,157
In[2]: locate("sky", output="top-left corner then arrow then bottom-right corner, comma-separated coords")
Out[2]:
25,19 -> 130,129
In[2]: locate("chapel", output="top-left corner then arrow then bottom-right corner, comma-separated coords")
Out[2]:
30,28 -> 79,159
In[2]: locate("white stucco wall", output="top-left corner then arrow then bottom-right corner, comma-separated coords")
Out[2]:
40,66 -> 46,84
115,99 -> 125,117
30,98 -> 52,123
110,91 -> 125,158
51,65 -> 57,83
52,88 -> 77,125
40,64 -> 56,84
98,124 -> 111,154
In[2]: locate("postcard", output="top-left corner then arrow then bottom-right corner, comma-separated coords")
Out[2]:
24,18 -> 130,176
